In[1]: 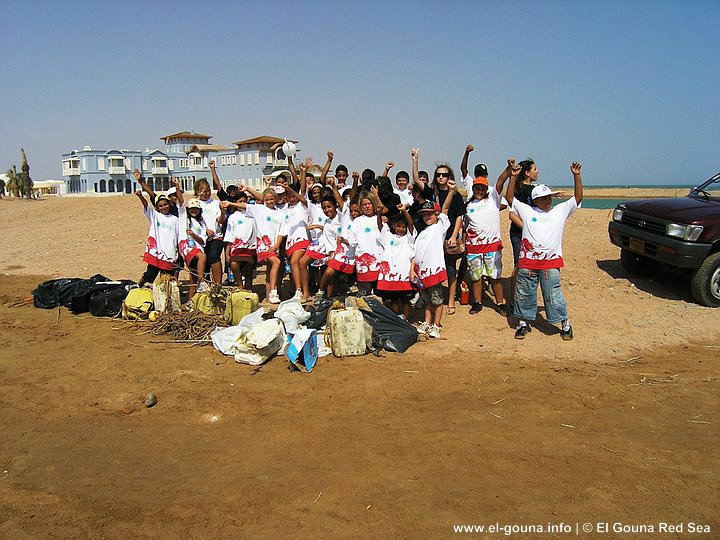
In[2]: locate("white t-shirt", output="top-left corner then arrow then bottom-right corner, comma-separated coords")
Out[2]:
394,187 -> 413,207
511,197 -> 580,269
178,203 -> 208,263
143,204 -> 180,271
310,211 -> 342,256
329,206 -> 355,272
377,225 -> 415,291
307,201 -> 326,245
464,187 -> 504,254
224,211 -> 257,257
348,214 -> 383,281
414,213 -> 450,287
244,203 -> 282,258
279,202 -> 310,252
198,197 -> 223,239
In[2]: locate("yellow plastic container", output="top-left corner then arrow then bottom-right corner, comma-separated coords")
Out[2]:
122,287 -> 154,320
224,289 -> 259,326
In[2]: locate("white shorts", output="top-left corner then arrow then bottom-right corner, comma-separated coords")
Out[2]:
467,251 -> 502,280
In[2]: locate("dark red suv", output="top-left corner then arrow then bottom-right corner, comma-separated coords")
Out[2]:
608,172 -> 720,307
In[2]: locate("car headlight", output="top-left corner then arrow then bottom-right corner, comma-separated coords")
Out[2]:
612,208 -> 624,222
666,223 -> 703,241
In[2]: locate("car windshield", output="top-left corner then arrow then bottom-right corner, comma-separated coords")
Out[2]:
688,172 -> 720,201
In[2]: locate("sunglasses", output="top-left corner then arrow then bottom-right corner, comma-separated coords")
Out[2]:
435,172 -> 450,178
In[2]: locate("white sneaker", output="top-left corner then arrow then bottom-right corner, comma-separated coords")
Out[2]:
268,290 -> 281,304
293,289 -> 303,301
428,324 -> 441,338
417,321 -> 431,335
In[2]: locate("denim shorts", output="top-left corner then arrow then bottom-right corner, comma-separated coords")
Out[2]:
513,267 -> 567,324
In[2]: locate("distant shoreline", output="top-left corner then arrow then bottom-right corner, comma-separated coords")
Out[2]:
556,186 -> 690,198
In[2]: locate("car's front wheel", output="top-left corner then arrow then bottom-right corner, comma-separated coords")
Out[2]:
620,249 -> 660,278
691,251 -> 720,307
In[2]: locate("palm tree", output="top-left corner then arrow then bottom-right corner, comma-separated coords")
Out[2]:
6,166 -> 20,198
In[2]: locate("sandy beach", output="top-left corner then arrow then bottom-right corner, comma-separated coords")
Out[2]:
0,195 -> 718,537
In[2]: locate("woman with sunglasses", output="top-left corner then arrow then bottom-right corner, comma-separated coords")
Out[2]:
424,157 -> 465,315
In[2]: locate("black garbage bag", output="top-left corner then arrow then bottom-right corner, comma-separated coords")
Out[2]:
69,278 -> 133,314
305,297 -> 333,329
360,296 -> 418,353
33,277 -> 83,309
87,282 -> 134,317
33,274 -> 111,310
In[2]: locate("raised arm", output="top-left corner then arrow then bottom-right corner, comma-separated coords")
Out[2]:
239,183 -> 263,202
441,180 -> 456,216
320,151 -> 333,184
411,147 -> 424,190
299,156 -> 313,196
505,163 -> 522,206
347,171 -> 360,202
171,177 -> 185,206
399,204 -> 414,234
287,155 -> 299,185
134,169 -> 157,202
135,189 -> 149,210
370,185 -> 388,216
496,158 -> 515,195
571,162 -> 583,204
286,182 -> 307,206
382,161 -> 394,177
208,160 -> 223,193
326,176 -> 344,210
460,144 -> 473,179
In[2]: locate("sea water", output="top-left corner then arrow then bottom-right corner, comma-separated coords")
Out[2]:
560,183 -> 695,210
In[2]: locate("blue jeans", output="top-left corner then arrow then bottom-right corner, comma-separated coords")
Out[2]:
513,267 -> 567,324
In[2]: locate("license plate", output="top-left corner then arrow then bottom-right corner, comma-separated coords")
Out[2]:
629,237 -> 645,253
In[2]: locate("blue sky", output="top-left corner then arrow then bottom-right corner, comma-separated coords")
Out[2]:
1,0 -> 718,185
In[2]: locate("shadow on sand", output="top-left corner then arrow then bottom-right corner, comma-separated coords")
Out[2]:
595,258 -> 695,303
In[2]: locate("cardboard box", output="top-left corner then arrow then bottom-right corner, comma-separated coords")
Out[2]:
286,329 -> 318,372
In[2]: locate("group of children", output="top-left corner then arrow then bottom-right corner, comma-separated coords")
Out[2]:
134,146 -> 584,341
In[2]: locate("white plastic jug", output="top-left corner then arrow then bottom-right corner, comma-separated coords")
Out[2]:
326,308 -> 366,357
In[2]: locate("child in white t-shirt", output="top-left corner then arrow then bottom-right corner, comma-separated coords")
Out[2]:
302,183 -> 344,298
136,190 -> 180,287
377,206 -> 415,319
221,186 -> 283,303
223,191 -> 257,290
414,180 -> 457,338
177,194 -> 208,300
346,190 -> 384,294
506,162 -> 583,341
325,198 -> 359,295
464,174 -> 508,316
394,170 -> 414,208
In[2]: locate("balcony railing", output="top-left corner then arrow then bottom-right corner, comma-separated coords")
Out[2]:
65,168 -> 80,176
108,166 -> 126,175
152,166 -> 169,175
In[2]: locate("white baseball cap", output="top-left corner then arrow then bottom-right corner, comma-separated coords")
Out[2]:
531,184 -> 559,200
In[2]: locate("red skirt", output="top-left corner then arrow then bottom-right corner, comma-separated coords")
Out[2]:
286,239 -> 310,256
328,258 -> 355,274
